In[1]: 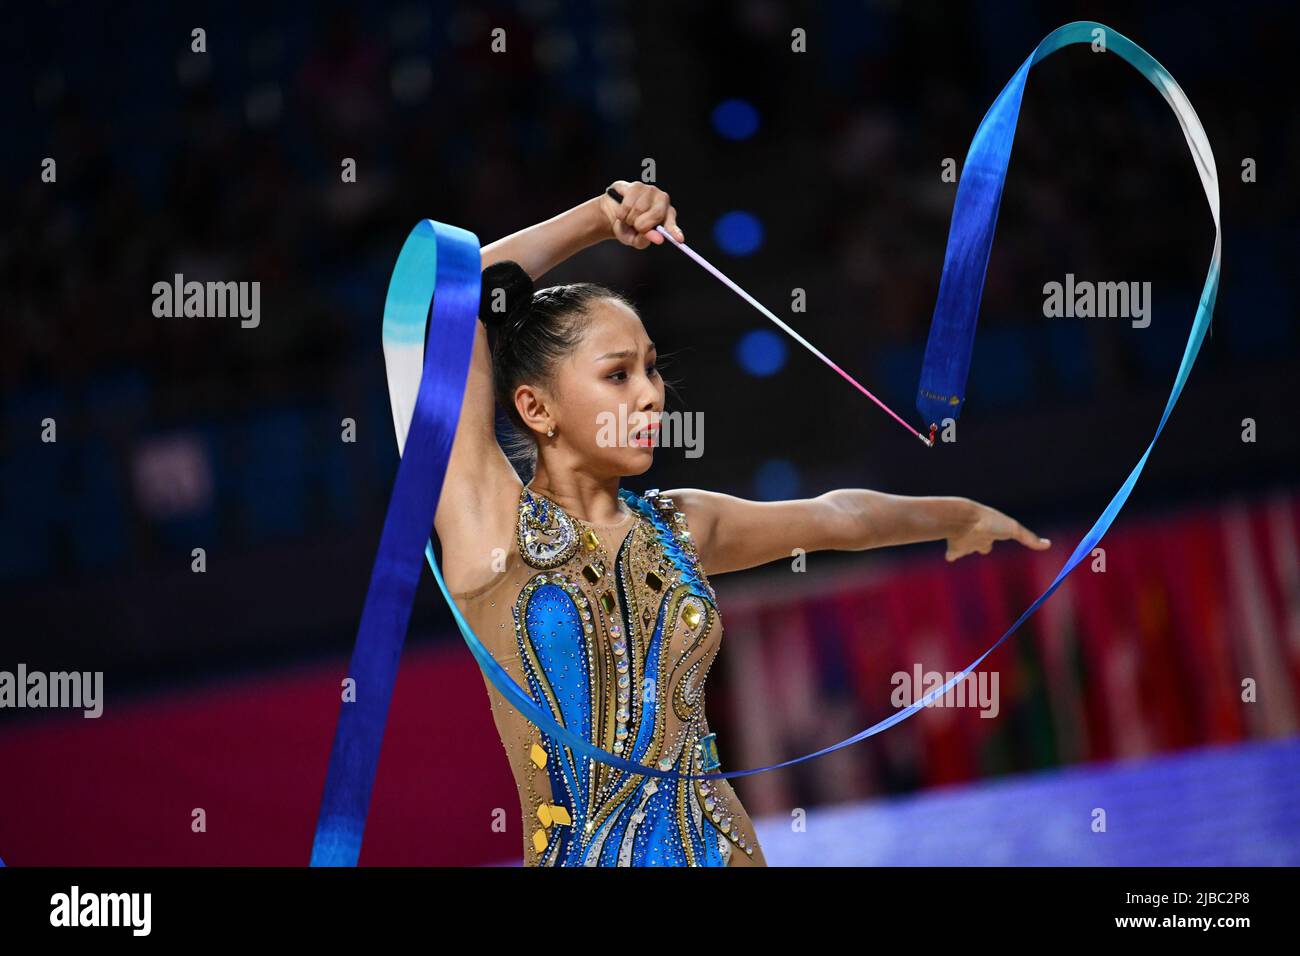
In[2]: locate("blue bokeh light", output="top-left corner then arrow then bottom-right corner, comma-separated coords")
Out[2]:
711,98 -> 759,140
713,211 -> 763,256
735,329 -> 787,377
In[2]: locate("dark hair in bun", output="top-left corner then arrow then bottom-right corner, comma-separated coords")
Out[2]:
479,259 -> 634,477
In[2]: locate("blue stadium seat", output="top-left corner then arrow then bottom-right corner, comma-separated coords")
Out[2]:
83,370 -> 152,432
1043,320 -> 1095,397
320,405 -> 361,526
0,453 -> 61,580
0,387 -> 69,580
967,323 -> 1035,409
240,407 -> 308,540
1220,228 -> 1294,360
1128,288 -> 1201,376
66,438 -> 129,570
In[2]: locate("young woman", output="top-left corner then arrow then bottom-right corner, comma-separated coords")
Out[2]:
434,180 -> 1051,867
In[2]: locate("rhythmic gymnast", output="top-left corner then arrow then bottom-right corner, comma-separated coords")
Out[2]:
435,180 -> 1051,867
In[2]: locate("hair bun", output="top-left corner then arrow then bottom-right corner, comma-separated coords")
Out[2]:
480,260 -> 535,334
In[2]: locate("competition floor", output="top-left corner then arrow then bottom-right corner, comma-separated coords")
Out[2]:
747,736 -> 1300,866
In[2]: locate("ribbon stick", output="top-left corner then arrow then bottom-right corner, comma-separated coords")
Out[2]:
605,186 -> 935,447
311,20 -> 1219,865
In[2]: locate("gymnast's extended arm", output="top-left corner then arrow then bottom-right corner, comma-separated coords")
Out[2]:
661,487 -> 1052,576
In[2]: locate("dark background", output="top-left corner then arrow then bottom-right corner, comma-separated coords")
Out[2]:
0,1 -> 1295,865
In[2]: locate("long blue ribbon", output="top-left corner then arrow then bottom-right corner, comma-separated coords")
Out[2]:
310,20 -> 1219,864
917,20 -> 1218,426
309,220 -> 480,866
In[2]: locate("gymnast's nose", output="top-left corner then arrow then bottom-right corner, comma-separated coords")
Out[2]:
634,378 -> 660,419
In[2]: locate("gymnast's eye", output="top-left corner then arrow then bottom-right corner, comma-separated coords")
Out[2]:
607,369 -> 628,382
646,364 -> 658,378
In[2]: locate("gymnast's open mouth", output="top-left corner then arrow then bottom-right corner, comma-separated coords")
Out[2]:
630,421 -> 659,446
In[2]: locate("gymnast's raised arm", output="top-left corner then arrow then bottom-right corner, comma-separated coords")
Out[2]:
433,182 -> 683,593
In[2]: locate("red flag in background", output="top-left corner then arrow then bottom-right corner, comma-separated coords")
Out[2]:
808,591 -> 878,802
1159,509 -> 1245,744
719,601 -> 792,815
1222,499 -> 1299,737
1031,542 -> 1092,765
837,578 -> 900,798
765,602 -> 819,745
883,561 -> 976,788
1255,495 -> 1300,706
1115,520 -> 1194,753
1071,527 -> 1149,762
1264,494 -> 1300,695
842,579 -> 902,715
964,545 -> 1031,766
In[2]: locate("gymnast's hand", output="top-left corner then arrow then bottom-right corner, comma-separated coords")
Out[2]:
945,501 -> 1051,562
599,180 -> 684,248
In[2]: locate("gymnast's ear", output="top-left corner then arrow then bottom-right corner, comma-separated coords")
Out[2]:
512,381 -> 554,438
480,260 -> 534,333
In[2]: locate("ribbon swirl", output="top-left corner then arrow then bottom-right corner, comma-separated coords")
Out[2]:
310,21 -> 1219,865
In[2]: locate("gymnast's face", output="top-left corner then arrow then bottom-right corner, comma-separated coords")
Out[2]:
534,297 -> 663,477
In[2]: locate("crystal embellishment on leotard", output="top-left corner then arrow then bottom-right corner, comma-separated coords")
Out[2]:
623,488 -> 717,605
500,486 -> 757,865
517,487 -> 579,569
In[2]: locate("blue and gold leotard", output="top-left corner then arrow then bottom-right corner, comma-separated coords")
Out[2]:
452,485 -> 764,866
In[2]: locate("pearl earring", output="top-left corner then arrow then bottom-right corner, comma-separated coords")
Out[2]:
546,426 -> 555,438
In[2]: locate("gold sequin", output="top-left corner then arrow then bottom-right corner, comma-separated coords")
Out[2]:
529,742 -> 547,769
600,590 -> 616,615
682,602 -> 702,630
582,562 -> 604,584
533,829 -> 549,854
646,569 -> 663,591
582,528 -> 601,551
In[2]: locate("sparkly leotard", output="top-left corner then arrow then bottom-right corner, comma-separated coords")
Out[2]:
450,484 -> 765,866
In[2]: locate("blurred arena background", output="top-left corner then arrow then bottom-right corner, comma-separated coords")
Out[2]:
1,1 -> 1297,866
